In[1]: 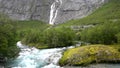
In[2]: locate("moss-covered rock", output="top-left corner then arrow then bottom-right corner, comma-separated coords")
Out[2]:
59,45 -> 120,66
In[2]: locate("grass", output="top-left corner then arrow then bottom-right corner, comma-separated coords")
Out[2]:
12,20 -> 50,31
14,21 -> 51,49
59,45 -> 120,66
11,20 -> 50,40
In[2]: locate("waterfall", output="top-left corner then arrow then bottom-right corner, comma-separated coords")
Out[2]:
49,0 -> 62,25
7,41 -> 65,68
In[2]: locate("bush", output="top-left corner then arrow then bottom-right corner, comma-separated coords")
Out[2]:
81,21 -> 120,44
42,27 -> 76,47
116,33 -> 120,44
22,29 -> 43,44
0,14 -> 19,60
22,27 -> 76,48
0,23 -> 19,59
13,20 -> 50,40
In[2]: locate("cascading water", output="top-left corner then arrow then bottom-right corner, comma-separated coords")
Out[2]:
7,41 -> 66,68
49,0 -> 62,25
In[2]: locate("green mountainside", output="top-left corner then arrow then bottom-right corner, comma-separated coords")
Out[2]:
58,0 -> 120,26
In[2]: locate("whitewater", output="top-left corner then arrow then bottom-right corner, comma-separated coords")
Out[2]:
7,41 -> 67,68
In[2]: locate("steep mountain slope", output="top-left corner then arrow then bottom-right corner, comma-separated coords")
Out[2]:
59,0 -> 120,26
0,0 -> 106,24
0,0 -> 54,22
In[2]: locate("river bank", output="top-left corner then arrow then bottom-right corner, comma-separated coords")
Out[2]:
64,64 -> 120,68
59,45 -> 120,66
6,42 -> 120,68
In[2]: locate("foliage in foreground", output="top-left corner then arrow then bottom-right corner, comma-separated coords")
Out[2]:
0,14 -> 19,59
59,45 -> 120,66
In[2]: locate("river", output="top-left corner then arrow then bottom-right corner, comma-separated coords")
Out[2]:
6,41 -> 120,68
6,41 -> 65,68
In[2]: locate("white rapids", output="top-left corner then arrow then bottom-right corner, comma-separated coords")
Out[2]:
7,41 -> 67,68
49,0 -> 62,25
6,41 -> 120,68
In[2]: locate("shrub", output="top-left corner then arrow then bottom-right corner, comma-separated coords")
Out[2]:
0,14 -> 19,60
81,21 -> 120,44
0,22 -> 19,59
21,29 -> 43,44
116,33 -> 120,44
42,27 -> 76,47
22,27 -> 76,48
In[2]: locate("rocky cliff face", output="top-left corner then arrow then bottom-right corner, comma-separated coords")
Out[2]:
0,0 -> 54,22
0,0 -> 107,24
54,0 -> 107,24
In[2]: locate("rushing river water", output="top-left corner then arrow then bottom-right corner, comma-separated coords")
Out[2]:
7,41 -> 65,68
6,41 -> 120,68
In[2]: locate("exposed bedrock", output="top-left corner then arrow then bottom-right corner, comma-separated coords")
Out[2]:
0,0 -> 108,24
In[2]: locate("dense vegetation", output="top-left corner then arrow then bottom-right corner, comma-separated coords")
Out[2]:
0,14 -> 19,60
22,27 -> 76,48
81,21 -> 120,44
59,45 -> 120,66
0,14 -> 50,62
12,20 -> 50,40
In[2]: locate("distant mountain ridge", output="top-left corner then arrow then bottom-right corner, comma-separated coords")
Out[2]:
0,0 -> 107,24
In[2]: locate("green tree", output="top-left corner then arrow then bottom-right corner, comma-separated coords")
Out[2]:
42,27 -> 76,47
81,21 -> 120,44
0,14 -> 19,61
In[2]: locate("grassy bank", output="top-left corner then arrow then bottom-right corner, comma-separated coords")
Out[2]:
59,45 -> 120,66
